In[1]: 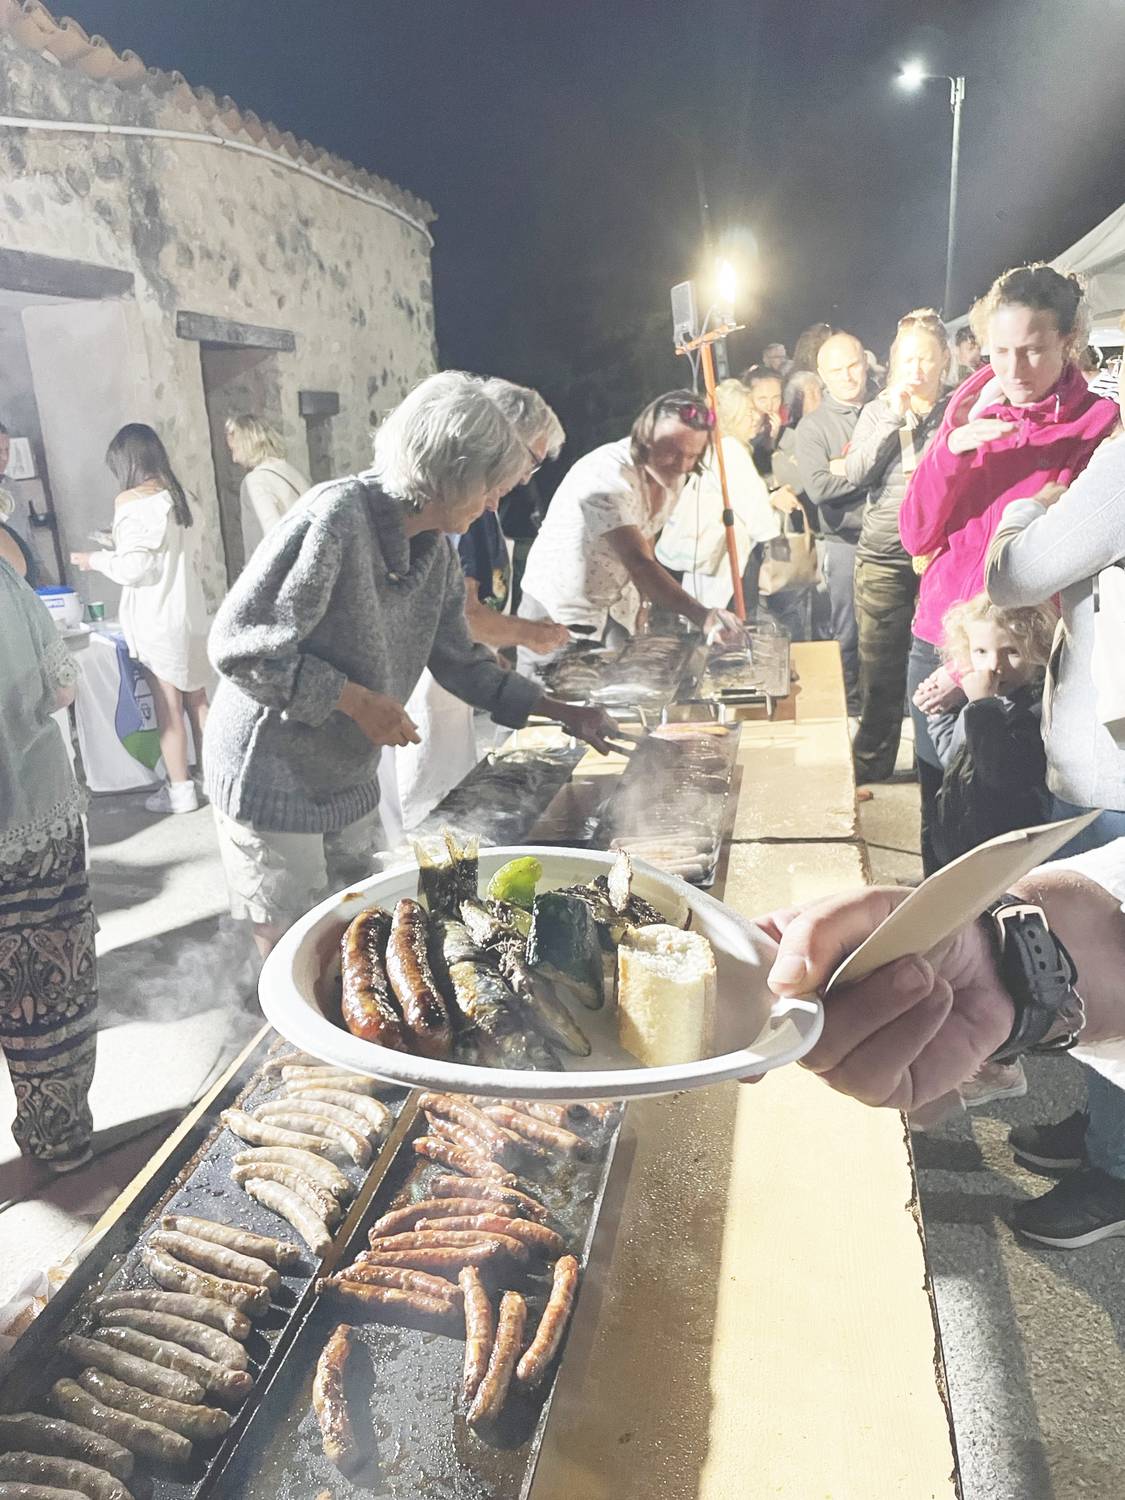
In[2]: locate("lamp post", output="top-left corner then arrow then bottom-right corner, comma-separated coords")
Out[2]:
898,61 -> 966,316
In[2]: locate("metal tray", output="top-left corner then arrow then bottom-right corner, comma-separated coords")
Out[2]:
0,1040 -> 410,1499
210,1098 -> 624,1500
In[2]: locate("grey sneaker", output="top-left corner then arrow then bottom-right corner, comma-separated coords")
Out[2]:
1009,1109 -> 1088,1172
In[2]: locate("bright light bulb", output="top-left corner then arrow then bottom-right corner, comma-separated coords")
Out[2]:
898,59 -> 926,90
716,259 -> 737,310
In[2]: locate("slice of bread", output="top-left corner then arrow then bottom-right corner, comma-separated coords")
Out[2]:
616,924 -> 717,1067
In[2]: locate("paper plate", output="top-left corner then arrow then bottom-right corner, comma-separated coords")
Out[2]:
259,846 -> 822,1101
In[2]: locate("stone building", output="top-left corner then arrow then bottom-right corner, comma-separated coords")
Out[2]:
0,0 -> 436,605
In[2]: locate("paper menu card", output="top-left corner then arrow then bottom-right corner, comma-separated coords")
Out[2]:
827,812 -> 1100,992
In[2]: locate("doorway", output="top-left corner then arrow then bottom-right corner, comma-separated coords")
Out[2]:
198,345 -> 284,583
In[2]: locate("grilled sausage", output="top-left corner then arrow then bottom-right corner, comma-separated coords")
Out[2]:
261,1049 -> 325,1074
369,1198 -> 518,1239
415,1214 -> 564,1258
0,1453 -> 132,1500
231,1147 -> 353,1200
458,1268 -> 495,1406
221,1108 -> 346,1161
359,1243 -> 507,1274
91,1329 -> 252,1406
480,1104 -> 588,1159
0,1483 -> 95,1498
230,1163 -> 343,1226
428,1175 -> 549,1221
411,1134 -> 516,1182
61,1337 -> 203,1405
0,1415 -> 132,1482
75,1370 -> 231,1442
467,1290 -> 527,1426
312,1324 -> 369,1475
419,1094 -> 520,1162
141,1248 -> 270,1318
159,1215 -> 303,1271
94,1309 -> 248,1371
280,1089 -> 392,1134
238,1177 -> 333,1256
385,900 -> 453,1059
366,1229 -> 529,1264
340,907 -> 404,1050
255,1097 -> 377,1151
516,1254 -> 581,1387
50,1379 -> 192,1466
249,1107 -> 371,1167
327,1264 -> 460,1305
315,1280 -> 458,1331
504,1100 -> 574,1129
280,1068 -> 386,1094
147,1231 -> 280,1293
424,1114 -> 507,1165
91,1290 -> 250,1341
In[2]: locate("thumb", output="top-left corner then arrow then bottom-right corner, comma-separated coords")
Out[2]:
767,887 -> 910,994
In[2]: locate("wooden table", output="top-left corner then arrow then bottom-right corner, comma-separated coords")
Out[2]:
529,642 -> 960,1499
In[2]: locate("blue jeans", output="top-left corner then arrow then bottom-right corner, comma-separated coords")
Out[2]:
1047,794 -> 1125,1180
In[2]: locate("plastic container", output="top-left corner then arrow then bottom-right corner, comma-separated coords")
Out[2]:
35,586 -> 83,630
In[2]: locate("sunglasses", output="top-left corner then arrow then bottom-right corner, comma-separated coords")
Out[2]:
659,400 -> 716,431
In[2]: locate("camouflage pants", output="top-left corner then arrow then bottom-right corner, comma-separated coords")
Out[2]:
852,558 -> 917,784
0,819 -> 97,1164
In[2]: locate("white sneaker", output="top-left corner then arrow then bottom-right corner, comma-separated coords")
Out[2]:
960,1058 -> 1028,1107
145,780 -> 199,815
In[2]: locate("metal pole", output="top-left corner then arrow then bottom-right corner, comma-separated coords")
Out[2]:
699,339 -> 747,619
943,75 -> 965,316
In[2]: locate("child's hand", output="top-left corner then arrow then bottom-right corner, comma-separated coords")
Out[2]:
912,665 -> 964,714
961,668 -> 1002,701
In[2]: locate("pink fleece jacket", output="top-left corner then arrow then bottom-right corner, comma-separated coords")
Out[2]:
899,362 -> 1118,645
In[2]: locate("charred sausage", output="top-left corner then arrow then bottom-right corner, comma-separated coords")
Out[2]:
91,1329 -> 252,1406
141,1248 -> 270,1318
365,1229 -> 529,1264
411,1134 -> 516,1182
428,1176 -> 549,1221
480,1104 -> 588,1159
316,1280 -> 459,1332
0,1452 -> 132,1500
221,1109 -> 345,1160
147,1231 -> 280,1293
91,1290 -> 249,1341
238,1177 -> 333,1256
424,1114 -> 508,1164
415,1214 -> 564,1258
385,900 -> 453,1059
231,1147 -> 353,1201
230,1163 -> 343,1226
359,1243 -> 507,1274
94,1309 -> 248,1371
467,1291 -> 527,1426
159,1215 -> 303,1271
249,1107 -> 371,1167
50,1379 -> 192,1467
419,1094 -> 520,1162
457,1268 -> 495,1406
312,1324 -> 368,1475
61,1336 -> 204,1405
0,1415 -> 132,1482
516,1254 -> 581,1387
340,907 -> 405,1050
368,1198 -> 517,1239
326,1265 -> 460,1306
75,1370 -> 231,1442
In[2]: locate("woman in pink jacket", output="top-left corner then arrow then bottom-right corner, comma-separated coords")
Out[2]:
899,265 -> 1118,871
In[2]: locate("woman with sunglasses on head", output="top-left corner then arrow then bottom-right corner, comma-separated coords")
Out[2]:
517,391 -> 745,670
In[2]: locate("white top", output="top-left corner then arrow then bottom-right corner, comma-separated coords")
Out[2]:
239,458 -> 309,561
656,436 -> 778,600
89,489 -> 212,691
521,438 -> 684,634
1051,838 -> 1125,1087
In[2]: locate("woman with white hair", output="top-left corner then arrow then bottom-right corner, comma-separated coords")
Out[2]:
224,414 -> 309,561
389,378 -> 570,833
204,371 -> 617,956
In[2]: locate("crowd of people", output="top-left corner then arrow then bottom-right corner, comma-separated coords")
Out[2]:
4,259 -> 1125,1251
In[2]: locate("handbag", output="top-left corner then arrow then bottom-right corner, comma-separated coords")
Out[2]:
758,512 -> 819,597
1091,561 -> 1125,741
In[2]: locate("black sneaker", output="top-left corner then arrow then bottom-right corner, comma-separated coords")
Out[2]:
1009,1110 -> 1088,1172
1011,1169 -> 1125,1248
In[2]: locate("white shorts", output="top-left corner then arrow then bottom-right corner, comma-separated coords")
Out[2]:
212,804 -> 386,929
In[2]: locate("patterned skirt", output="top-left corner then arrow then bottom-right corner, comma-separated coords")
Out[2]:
0,817 -> 97,1163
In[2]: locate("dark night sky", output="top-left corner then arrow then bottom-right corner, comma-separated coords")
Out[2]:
55,1 -> 1125,453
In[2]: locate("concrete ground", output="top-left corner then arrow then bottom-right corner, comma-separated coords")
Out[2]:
2,732 -> 1123,1497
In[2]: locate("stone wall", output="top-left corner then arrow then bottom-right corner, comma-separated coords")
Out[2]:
0,33 -> 436,601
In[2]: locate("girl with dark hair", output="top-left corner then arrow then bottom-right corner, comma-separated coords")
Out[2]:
71,423 -> 212,815
898,264 -> 1119,872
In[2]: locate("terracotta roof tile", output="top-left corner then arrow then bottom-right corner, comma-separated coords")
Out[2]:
0,0 -> 435,225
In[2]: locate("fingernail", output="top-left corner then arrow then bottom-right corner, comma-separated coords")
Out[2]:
769,953 -> 808,990
893,957 -> 930,999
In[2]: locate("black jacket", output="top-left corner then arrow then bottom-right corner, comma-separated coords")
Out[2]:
794,394 -> 868,539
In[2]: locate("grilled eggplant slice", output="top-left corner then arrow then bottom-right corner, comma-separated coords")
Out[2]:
527,891 -> 605,1010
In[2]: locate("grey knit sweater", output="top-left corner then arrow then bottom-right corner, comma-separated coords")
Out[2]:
203,475 -> 541,833
987,433 -> 1125,811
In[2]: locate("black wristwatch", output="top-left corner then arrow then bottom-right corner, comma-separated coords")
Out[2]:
984,895 -> 1086,1064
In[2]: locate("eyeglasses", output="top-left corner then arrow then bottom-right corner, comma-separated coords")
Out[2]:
524,444 -> 543,477
658,400 -> 716,431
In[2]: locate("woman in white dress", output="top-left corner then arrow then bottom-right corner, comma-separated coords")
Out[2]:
71,424 -> 212,815
224,414 -> 310,561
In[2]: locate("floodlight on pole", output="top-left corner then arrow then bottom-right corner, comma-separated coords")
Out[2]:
895,62 -> 967,315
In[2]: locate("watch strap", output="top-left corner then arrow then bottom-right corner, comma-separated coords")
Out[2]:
984,895 -> 1085,1064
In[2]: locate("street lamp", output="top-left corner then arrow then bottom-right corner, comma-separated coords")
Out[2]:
897,60 -> 966,316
